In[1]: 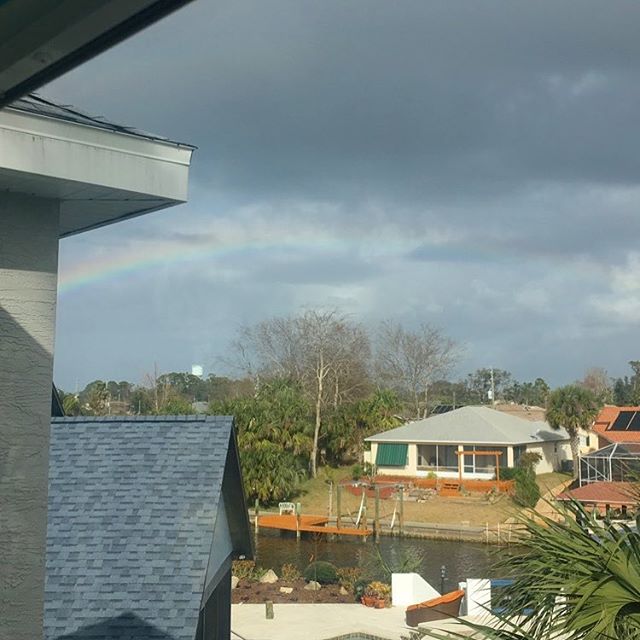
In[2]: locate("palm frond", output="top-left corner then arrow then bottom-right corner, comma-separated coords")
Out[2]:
420,499 -> 640,640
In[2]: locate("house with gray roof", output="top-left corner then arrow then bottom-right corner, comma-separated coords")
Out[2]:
365,406 -> 572,479
45,415 -> 251,640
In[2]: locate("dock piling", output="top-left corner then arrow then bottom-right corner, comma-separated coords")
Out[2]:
362,487 -> 368,542
374,486 -> 380,543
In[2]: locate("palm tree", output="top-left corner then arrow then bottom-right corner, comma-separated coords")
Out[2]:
546,385 -> 600,478
419,500 -> 640,640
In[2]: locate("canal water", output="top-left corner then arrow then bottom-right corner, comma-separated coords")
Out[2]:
253,530 -> 510,590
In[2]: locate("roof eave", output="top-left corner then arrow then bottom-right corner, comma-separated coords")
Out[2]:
0,0 -> 197,107
366,436 -> 568,446
0,106 -> 193,236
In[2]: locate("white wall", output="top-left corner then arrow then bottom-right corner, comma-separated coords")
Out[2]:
392,573 -> 440,607
527,441 -> 570,474
461,579 -> 492,618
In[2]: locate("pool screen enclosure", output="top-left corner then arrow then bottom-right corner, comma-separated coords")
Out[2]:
579,443 -> 640,485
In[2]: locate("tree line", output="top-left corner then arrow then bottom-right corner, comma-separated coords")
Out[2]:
58,310 -> 638,503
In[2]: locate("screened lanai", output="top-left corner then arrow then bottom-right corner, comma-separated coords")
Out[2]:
579,443 -> 640,485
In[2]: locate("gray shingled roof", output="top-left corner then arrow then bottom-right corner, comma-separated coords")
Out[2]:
45,415 -> 238,640
365,405 -> 570,445
9,94 -> 195,148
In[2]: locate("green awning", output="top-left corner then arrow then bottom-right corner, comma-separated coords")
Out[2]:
375,443 -> 408,467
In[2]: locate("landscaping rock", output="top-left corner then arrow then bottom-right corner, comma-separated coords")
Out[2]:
339,586 -> 349,596
279,587 -> 293,594
304,580 -> 321,591
231,576 -> 239,589
260,569 -> 279,584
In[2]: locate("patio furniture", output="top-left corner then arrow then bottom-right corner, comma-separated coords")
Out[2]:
405,589 -> 465,627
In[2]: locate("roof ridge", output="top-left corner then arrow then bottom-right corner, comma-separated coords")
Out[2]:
468,405 -> 540,439
51,414 -> 231,423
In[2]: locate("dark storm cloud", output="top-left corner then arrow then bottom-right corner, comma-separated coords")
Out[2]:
47,0 -> 640,388
45,0 -> 640,200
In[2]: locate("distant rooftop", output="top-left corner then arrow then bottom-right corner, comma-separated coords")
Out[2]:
493,402 -> 546,422
559,481 -> 635,506
8,93 -> 195,148
593,405 -> 640,444
366,405 -> 569,446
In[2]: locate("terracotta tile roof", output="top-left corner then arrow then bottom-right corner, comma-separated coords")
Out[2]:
558,481 -> 635,505
593,406 -> 640,443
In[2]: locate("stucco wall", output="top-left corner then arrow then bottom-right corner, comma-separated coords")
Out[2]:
527,441 -> 571,474
0,193 -> 59,640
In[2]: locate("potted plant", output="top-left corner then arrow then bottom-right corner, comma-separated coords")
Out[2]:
361,581 -> 391,608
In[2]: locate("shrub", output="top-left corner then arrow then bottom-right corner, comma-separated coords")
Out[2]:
361,543 -> 424,581
232,559 -> 256,581
354,577 -> 369,602
514,469 -> 541,508
518,451 -> 543,472
336,566 -> 363,592
281,563 -> 302,582
351,464 -> 364,480
364,581 -> 392,605
303,560 -> 339,585
426,471 -> 437,480
498,467 -> 519,481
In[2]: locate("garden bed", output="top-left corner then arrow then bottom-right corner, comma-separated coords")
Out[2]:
232,579 -> 356,604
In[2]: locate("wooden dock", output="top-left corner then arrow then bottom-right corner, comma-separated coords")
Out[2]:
257,514 -> 372,537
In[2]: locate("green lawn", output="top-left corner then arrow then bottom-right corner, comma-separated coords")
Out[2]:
294,465 -> 355,516
536,471 -> 573,495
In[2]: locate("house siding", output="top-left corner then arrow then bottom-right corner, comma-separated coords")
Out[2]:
526,441 -> 571,474
0,193 -> 60,640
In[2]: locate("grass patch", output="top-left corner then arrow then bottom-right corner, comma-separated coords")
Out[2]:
285,466 -> 572,527
293,465 -> 516,526
536,471 -> 572,495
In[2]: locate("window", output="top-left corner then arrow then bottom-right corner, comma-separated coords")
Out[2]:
462,446 -> 507,474
513,445 -> 525,466
417,444 -> 437,467
416,444 -> 457,470
438,445 -> 458,469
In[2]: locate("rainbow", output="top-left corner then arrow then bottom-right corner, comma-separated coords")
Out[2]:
56,235 -> 372,296
56,224 -> 462,296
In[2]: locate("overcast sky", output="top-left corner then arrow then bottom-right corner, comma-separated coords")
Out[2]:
47,0 -> 640,390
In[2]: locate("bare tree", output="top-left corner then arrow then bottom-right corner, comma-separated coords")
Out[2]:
578,367 -> 612,404
375,321 -> 460,418
232,310 -> 371,476
232,317 -> 302,392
